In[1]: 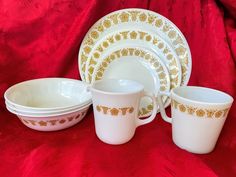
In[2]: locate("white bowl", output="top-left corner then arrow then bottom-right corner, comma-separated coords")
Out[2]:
5,100 -> 92,114
6,101 -> 92,116
4,78 -> 91,111
6,103 -> 91,131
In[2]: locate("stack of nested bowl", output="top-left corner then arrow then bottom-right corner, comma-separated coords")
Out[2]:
4,78 -> 92,131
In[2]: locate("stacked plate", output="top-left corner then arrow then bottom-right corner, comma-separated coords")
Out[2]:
78,8 -> 192,117
4,78 -> 92,131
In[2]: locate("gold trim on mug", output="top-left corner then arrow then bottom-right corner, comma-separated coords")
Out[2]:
96,105 -> 134,116
172,100 -> 229,118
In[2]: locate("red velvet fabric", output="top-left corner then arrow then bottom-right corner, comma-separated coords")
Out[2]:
0,0 -> 235,176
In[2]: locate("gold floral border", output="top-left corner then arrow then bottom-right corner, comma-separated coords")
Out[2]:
172,100 -> 230,118
20,110 -> 87,127
94,48 -> 168,117
79,9 -> 190,86
85,30 -> 180,89
96,105 -> 134,116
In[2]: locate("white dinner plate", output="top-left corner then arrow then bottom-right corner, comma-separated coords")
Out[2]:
79,8 -> 191,86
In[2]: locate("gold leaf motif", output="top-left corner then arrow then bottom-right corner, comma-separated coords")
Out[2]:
84,46 -> 91,54
38,121 -> 47,126
146,35 -> 151,41
153,62 -> 160,67
160,86 -> 166,91
81,53 -> 87,63
170,68 -> 178,75
102,62 -> 108,67
139,13 -> 147,22
129,11 -> 140,21
120,108 -> 129,115
101,106 -> 109,114
91,31 -> 99,39
196,109 -> 205,117
28,120 -> 36,125
121,49 -> 128,56
140,51 -> 145,57
134,50 -> 140,56
170,76 -> 179,85
110,108 -> 119,116
153,38 -> 158,44
148,14 -> 156,24
97,71 -> 103,77
115,34 -> 121,41
138,31 -> 147,40
88,67 -> 94,74
182,66 -> 187,74
158,43 -> 164,49
119,12 -> 129,22
187,106 -> 197,115
75,114 -> 81,119
49,120 -> 57,125
107,36 -> 114,43
109,14 -> 119,24
85,37 -> 93,45
93,52 -> 100,59
129,107 -> 134,113
169,60 -> 177,67
147,104 -> 153,110
155,19 -> 163,27
103,41 -> 109,48
173,35 -> 184,45
114,50 -> 121,57
120,31 -> 129,39
163,47 -> 169,54
59,119 -> 66,124
145,54 -> 151,60
179,104 -> 186,112
97,45 -> 103,52
215,111 -> 223,118
89,58 -> 97,65
206,109 -> 216,118
103,20 -> 111,28
110,54 -> 115,60
168,30 -> 176,39
163,24 -> 170,32
141,108 -> 149,115
82,64 -> 86,72
130,31 -> 137,39
176,46 -> 186,56
167,54 -> 173,60
128,48 -> 135,55
96,24 -> 104,32
159,72 -> 166,79
67,117 -> 74,122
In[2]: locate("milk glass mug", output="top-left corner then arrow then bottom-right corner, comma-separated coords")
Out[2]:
157,86 -> 233,154
90,79 -> 157,145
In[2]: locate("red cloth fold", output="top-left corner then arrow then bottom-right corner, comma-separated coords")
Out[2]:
0,0 -> 235,176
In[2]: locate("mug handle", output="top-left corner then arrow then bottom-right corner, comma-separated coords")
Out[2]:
136,91 -> 158,127
156,92 -> 172,123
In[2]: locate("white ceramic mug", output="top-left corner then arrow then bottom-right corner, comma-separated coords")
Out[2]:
157,86 -> 234,154
90,79 -> 158,145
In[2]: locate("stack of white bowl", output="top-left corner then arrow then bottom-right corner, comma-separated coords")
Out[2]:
4,78 -> 92,131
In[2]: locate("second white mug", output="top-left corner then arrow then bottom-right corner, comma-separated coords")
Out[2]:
157,86 -> 233,154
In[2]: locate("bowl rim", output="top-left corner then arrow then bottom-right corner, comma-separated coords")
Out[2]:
4,77 -> 91,110
6,102 -> 92,117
